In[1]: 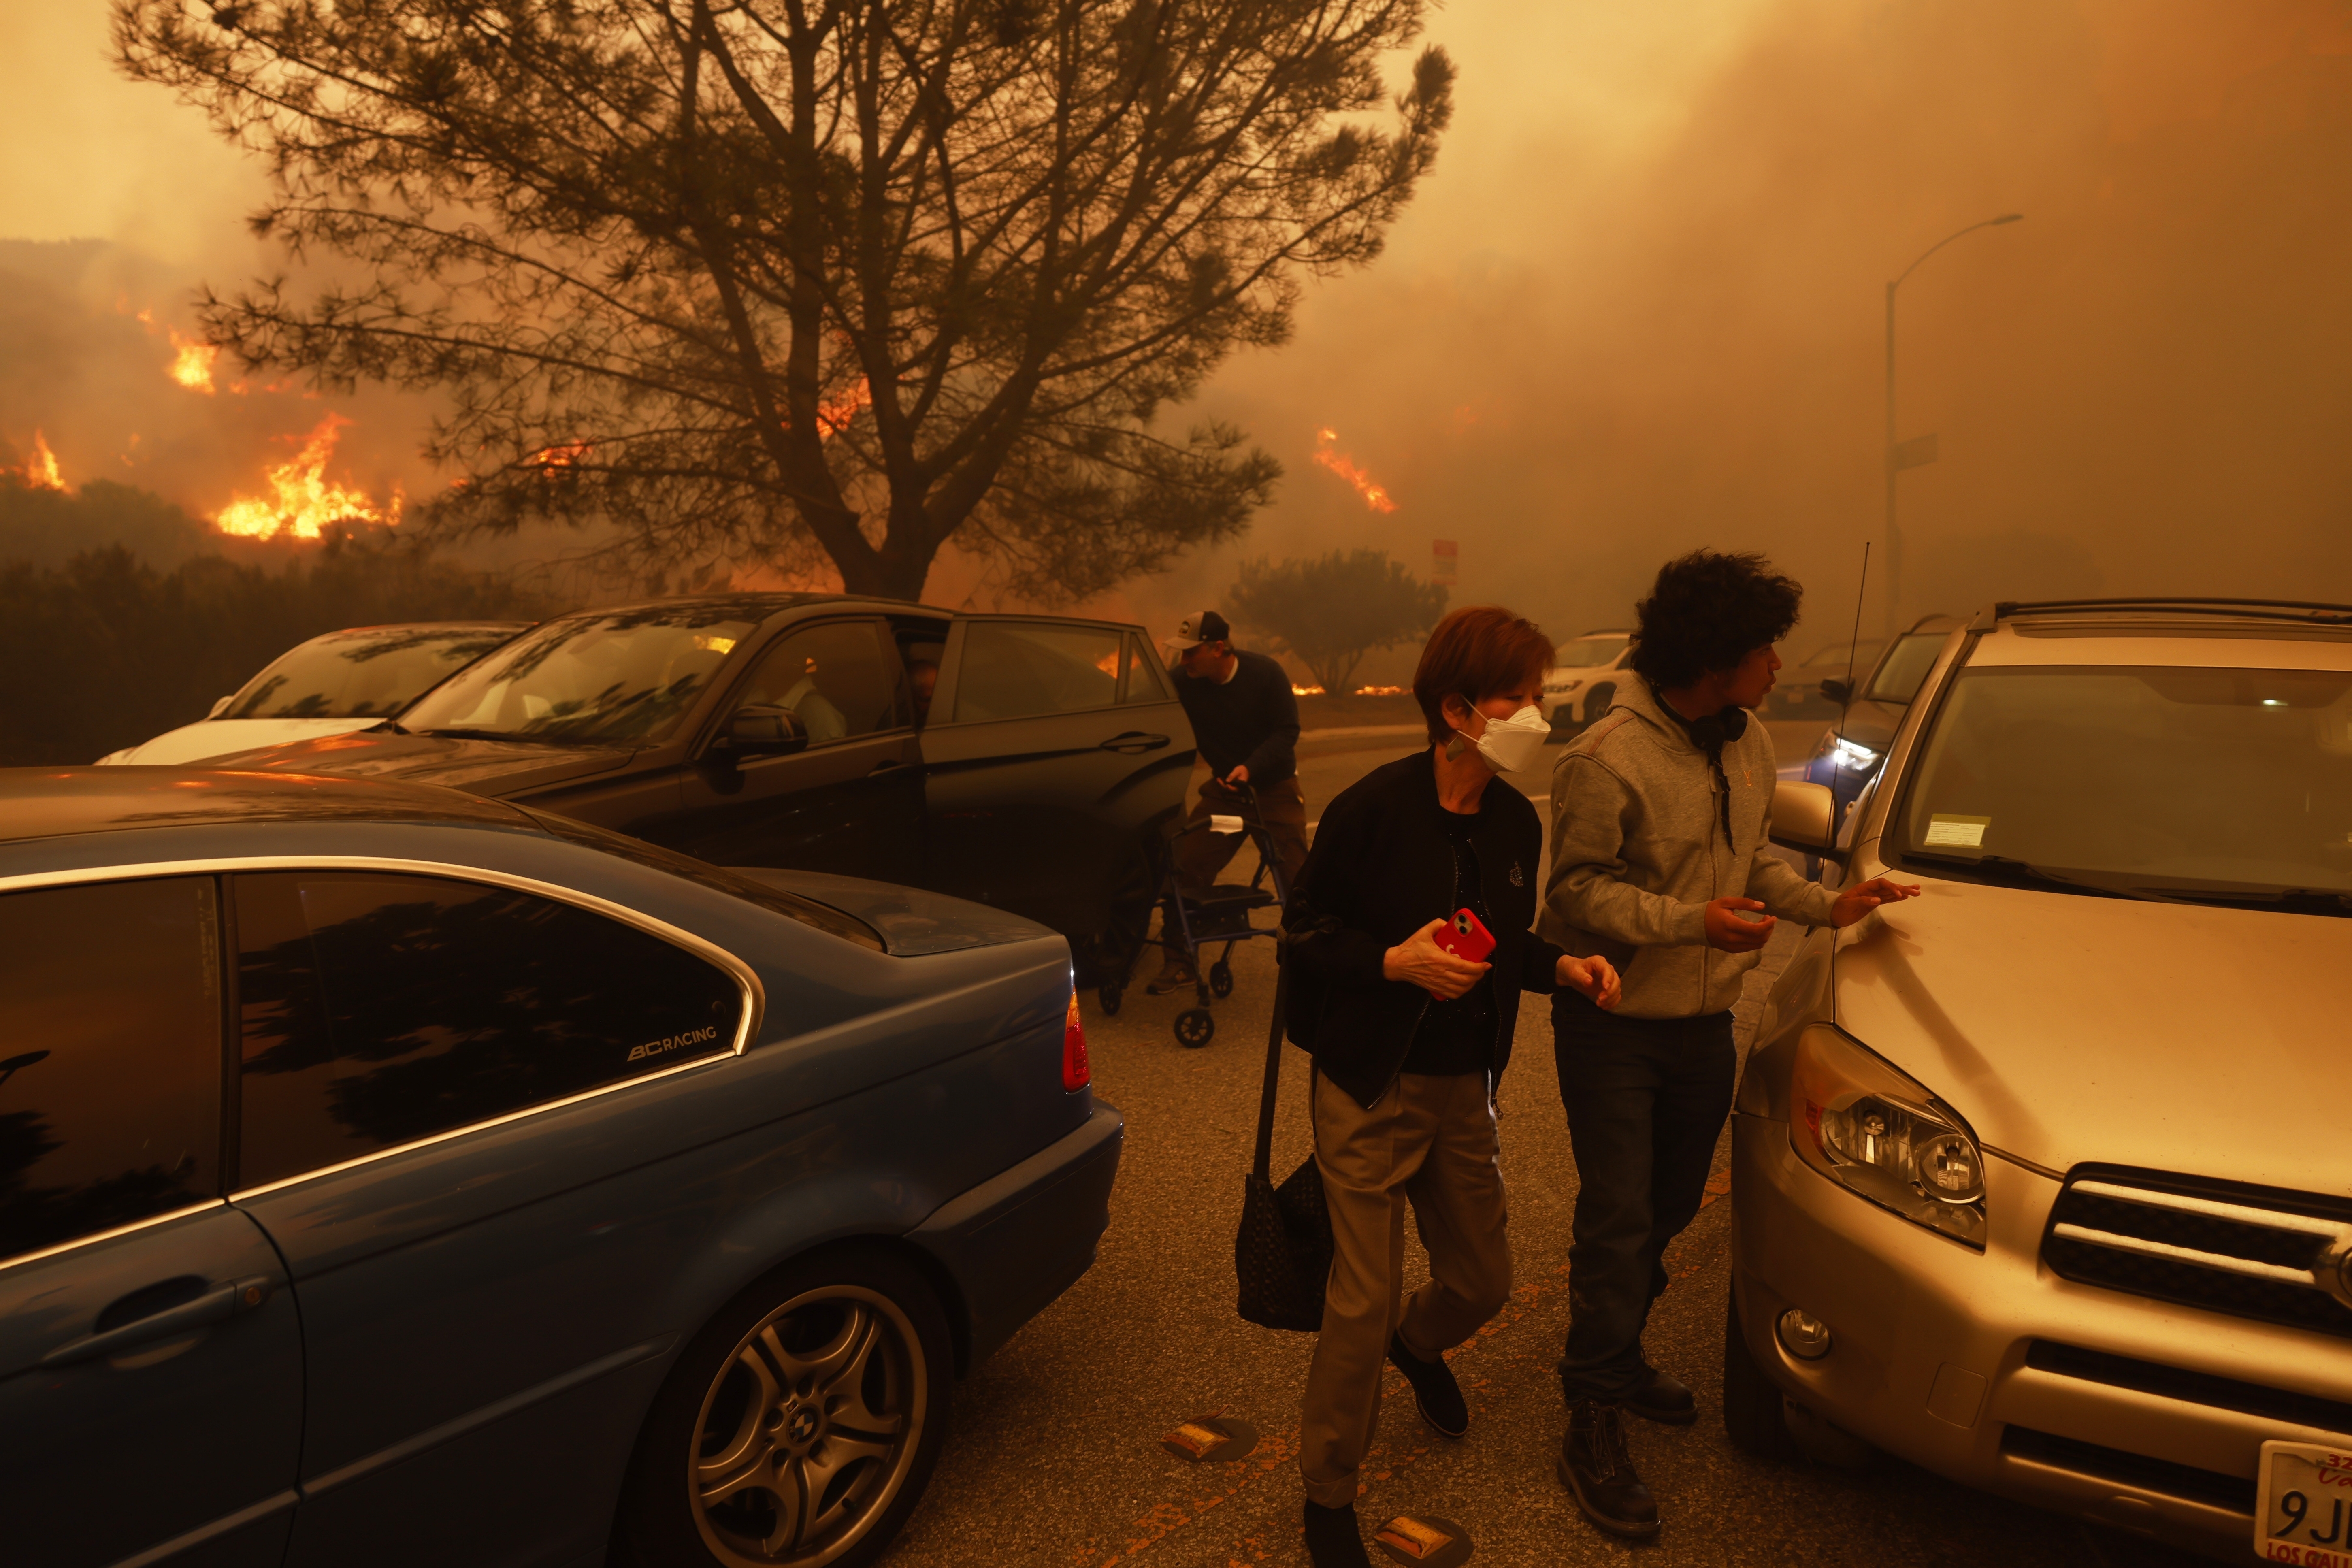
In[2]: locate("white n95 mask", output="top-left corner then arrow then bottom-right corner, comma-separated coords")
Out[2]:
1468,703 -> 1551,774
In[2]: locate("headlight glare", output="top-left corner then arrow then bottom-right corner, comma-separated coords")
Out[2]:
1791,1025 -> 1986,1247
1831,736 -> 1881,771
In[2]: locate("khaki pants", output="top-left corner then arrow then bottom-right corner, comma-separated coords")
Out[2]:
1172,775 -> 1308,897
1298,1069 -> 1513,1507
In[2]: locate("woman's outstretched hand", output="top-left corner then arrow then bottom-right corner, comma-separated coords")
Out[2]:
1383,918 -> 1490,1001
1559,953 -> 1623,1010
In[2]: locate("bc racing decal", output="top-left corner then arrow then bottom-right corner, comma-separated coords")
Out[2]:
628,1024 -> 723,1063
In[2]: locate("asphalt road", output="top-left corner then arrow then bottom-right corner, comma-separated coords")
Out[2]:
875,733 -> 2208,1568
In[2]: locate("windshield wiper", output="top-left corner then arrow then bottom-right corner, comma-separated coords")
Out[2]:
2141,886 -> 2352,918
1902,851 -> 2163,901
415,726 -> 538,744
417,726 -> 616,748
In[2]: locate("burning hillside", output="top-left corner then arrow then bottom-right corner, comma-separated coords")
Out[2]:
1312,427 -> 1398,512
0,239 -> 421,556
214,414 -> 400,540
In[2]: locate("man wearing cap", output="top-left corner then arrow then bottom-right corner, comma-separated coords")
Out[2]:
1150,609 -> 1311,995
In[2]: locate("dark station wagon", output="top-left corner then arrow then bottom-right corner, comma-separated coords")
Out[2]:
211,595 -> 1197,984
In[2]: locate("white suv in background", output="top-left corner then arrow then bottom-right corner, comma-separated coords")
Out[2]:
1540,628 -> 1635,733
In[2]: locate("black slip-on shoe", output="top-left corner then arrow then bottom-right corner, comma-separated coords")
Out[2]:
1625,1366 -> 1697,1425
1304,1500 -> 1373,1568
1388,1331 -> 1469,1438
1558,1400 -> 1661,1540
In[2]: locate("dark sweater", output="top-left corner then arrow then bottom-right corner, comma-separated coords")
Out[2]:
1171,648 -> 1300,783
1281,752 -> 1565,1108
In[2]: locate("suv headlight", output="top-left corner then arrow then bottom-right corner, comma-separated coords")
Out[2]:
1790,1025 -> 1986,1248
1830,736 -> 1881,771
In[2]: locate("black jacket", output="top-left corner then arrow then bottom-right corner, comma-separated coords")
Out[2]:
1172,648 -> 1300,783
1281,752 -> 1564,1108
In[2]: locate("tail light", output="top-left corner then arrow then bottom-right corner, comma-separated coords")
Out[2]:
1062,989 -> 1091,1092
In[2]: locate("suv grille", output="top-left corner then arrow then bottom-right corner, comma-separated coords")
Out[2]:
2043,1167 -> 2352,1339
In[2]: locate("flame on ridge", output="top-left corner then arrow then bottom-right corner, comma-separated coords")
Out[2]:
817,378 -> 871,438
15,431 -> 64,491
214,414 -> 399,540
168,331 -> 220,395
1312,427 -> 1396,513
532,441 -> 593,471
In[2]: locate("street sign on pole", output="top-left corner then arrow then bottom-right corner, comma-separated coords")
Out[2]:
1432,539 -> 1457,586
1892,433 -> 1940,471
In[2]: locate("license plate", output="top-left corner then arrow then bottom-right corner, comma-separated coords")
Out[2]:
2258,1441 -> 2352,1564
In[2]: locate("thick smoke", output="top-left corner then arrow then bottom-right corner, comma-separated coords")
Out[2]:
5,0 -> 2349,646
1171,0 -> 2352,666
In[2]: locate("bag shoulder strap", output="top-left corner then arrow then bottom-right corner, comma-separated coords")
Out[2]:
1252,968 -> 1289,1183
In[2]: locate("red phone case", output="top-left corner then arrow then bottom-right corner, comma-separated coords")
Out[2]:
1434,908 -> 1496,964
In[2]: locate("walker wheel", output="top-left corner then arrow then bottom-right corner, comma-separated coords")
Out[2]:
1099,983 -> 1123,1016
1174,1008 -> 1216,1048
1208,961 -> 1234,999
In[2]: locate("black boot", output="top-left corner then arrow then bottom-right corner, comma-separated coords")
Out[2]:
1388,1331 -> 1469,1438
1303,1500 -> 1372,1568
1558,1400 -> 1661,1539
1624,1366 -> 1697,1426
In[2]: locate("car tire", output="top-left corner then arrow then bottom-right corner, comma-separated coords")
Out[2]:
614,1246 -> 952,1568
1721,1281 -> 1798,1462
1583,682 -> 1615,724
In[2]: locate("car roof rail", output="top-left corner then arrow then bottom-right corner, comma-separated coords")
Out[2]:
1977,597 -> 2352,629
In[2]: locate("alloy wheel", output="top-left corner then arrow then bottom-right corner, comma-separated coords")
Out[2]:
686,1285 -> 929,1566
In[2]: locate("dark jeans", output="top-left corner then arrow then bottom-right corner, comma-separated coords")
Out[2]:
1552,990 -> 1737,1403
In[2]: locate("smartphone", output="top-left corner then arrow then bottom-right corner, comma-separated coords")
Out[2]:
1434,908 -> 1496,964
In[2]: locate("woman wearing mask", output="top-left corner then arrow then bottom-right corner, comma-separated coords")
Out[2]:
1280,605 -> 1623,1568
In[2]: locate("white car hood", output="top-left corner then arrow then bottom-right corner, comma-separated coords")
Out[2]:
1832,873 -> 2352,1192
100,717 -> 386,766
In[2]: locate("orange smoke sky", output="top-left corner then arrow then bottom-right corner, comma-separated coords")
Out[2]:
5,1 -> 2351,644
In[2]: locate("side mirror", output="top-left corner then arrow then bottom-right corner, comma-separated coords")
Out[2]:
710,704 -> 808,762
1769,780 -> 1844,861
207,696 -> 233,719
1816,677 -> 1851,708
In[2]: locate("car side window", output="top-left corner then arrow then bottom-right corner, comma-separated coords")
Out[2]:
233,871 -> 743,1190
0,878 -> 222,1263
953,622 -> 1124,722
733,620 -> 902,745
1121,633 -> 1172,704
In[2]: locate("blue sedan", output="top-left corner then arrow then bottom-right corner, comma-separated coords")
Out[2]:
0,767 -> 1121,1568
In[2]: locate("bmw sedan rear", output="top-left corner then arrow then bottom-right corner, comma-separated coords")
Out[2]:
0,767 -> 1119,1568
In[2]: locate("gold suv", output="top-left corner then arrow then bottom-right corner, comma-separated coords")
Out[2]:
1736,598 -> 2352,1564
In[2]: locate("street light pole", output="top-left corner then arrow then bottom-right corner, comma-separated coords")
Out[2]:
1883,212 -> 2022,632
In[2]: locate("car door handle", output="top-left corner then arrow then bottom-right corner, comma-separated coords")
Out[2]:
41,1276 -> 271,1367
1098,732 -> 1170,754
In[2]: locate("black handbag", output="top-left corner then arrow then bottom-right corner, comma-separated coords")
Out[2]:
1234,969 -> 1334,1331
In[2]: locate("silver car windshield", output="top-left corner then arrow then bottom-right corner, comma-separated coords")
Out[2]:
224,626 -> 522,719
1896,664 -> 2352,900
402,611 -> 756,744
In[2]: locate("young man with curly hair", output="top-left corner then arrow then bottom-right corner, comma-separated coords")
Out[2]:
1539,550 -> 1918,1540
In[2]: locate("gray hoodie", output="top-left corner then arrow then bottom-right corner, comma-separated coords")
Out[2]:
1539,678 -> 1836,1019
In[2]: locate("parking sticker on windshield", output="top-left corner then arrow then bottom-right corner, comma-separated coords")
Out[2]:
1924,814 -> 1991,848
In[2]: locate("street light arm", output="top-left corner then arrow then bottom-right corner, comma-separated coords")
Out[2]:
1893,212 -> 2024,292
